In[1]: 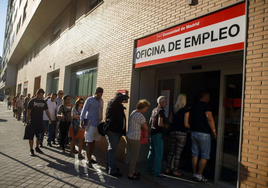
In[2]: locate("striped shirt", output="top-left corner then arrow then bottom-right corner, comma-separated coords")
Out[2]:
126,110 -> 146,140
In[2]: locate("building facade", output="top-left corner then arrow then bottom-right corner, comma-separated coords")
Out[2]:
1,0 -> 268,187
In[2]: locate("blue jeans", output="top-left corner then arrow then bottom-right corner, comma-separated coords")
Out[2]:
147,133 -> 164,176
23,110 -> 27,122
47,121 -> 56,144
41,120 -> 49,144
191,131 -> 211,160
105,131 -> 122,174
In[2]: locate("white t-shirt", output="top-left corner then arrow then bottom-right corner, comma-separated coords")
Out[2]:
126,110 -> 146,140
43,99 -> 57,121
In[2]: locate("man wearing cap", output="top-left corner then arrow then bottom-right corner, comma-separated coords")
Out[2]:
24,88 -> 52,156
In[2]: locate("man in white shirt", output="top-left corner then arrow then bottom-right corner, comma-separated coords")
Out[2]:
41,93 -> 58,147
16,95 -> 24,121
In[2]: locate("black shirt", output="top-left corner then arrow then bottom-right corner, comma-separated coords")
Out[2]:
190,101 -> 212,134
150,105 -> 165,135
171,107 -> 189,132
27,98 -> 48,125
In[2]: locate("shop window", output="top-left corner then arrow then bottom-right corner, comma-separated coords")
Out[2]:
70,68 -> 97,104
87,0 -> 103,13
51,73 -> 59,93
70,2 -> 77,27
17,83 -> 22,94
52,21 -> 61,42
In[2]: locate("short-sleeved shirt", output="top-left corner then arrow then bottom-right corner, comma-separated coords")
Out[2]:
190,101 -> 212,134
43,99 -> 57,121
150,105 -> 165,135
27,98 -> 48,125
171,107 -> 189,132
57,104 -> 72,122
126,110 -> 146,140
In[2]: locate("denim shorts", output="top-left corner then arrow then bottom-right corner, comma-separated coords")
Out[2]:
191,131 -> 211,160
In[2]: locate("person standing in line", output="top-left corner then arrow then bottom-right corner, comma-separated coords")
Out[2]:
16,95 -> 24,121
190,91 -> 217,182
55,90 -> 64,144
41,93 -> 57,147
80,87 -> 104,167
13,94 -> 19,118
126,99 -> 150,180
7,95 -> 12,110
24,89 -> 52,156
27,93 -> 31,99
105,92 -> 128,177
146,96 -> 169,179
165,94 -> 190,177
69,98 -> 85,159
57,95 -> 72,154
23,97 -> 30,125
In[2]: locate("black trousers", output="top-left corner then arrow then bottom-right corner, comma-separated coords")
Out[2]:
59,121 -> 71,150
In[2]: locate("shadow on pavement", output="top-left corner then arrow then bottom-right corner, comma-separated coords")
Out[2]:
0,119 -> 7,122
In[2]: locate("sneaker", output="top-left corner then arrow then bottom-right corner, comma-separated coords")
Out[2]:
90,159 -> 98,164
194,175 -> 208,182
39,143 -> 43,148
30,149 -> 35,156
35,147 -> 43,153
86,162 -> 93,168
154,174 -> 166,179
109,172 -> 123,177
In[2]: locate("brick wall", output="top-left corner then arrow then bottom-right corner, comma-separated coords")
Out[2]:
241,0 -> 268,187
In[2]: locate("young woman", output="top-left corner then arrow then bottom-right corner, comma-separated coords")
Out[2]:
69,98 -> 85,159
57,95 -> 72,154
126,99 -> 150,180
165,94 -> 190,177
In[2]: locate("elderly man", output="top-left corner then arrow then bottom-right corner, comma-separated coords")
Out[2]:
147,96 -> 168,179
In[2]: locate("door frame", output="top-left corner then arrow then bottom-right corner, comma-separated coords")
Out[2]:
156,75 -> 181,107
214,69 -> 243,188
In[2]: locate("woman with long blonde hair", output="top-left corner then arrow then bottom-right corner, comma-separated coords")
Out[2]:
165,94 -> 190,177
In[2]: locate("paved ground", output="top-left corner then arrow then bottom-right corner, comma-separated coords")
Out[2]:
0,101 -> 218,188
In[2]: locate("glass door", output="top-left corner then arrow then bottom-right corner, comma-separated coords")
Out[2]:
215,70 -> 243,188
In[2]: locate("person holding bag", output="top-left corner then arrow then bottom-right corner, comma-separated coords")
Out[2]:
57,95 -> 72,154
69,98 -> 85,159
126,99 -> 150,180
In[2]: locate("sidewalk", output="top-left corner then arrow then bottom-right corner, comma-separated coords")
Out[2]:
0,101 -> 218,188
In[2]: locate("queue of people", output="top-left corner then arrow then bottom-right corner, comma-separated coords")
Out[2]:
14,86 -> 216,182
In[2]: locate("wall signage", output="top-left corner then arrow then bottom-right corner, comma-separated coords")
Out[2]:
133,2 -> 245,68
24,81 -> 28,89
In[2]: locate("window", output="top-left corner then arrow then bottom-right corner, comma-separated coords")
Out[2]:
87,0 -> 103,13
16,17 -> 21,34
70,2 -> 77,26
52,21 -> 61,42
51,72 -> 59,93
23,1 -> 27,23
70,68 -> 97,104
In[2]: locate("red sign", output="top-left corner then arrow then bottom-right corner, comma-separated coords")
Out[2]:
24,81 -> 28,89
223,98 -> 242,108
133,2 -> 245,68
234,98 -> 241,107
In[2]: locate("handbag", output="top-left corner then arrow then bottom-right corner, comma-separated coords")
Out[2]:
140,130 -> 149,144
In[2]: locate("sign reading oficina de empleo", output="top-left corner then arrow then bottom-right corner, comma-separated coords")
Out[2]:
133,2 -> 246,68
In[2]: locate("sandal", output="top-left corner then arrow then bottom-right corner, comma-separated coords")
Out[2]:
134,172 -> 140,176
69,152 -> 74,157
173,171 -> 183,177
128,175 -> 140,180
78,154 -> 85,159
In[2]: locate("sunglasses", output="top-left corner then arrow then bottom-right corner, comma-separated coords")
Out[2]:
79,102 -> 84,104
